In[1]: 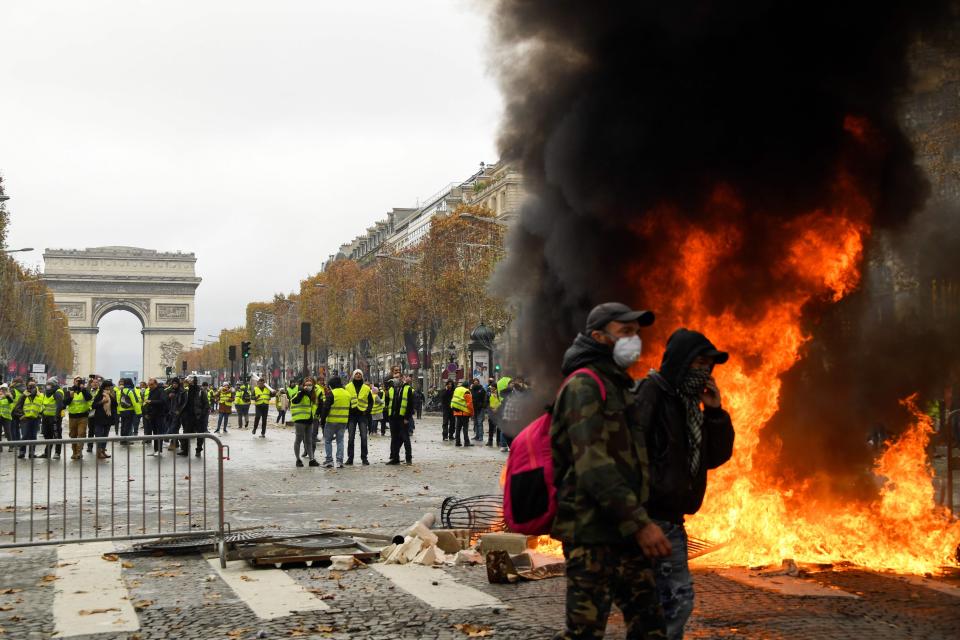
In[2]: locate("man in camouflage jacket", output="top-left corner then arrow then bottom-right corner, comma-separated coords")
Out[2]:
551,302 -> 670,640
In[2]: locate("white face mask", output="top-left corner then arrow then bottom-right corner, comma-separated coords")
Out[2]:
610,335 -> 643,368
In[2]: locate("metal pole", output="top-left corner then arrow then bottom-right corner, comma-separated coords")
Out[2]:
303,344 -> 308,378
947,399 -> 956,516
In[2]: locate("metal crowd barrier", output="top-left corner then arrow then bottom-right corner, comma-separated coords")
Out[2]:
0,433 -> 230,567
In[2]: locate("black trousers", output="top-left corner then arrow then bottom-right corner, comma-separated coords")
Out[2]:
388,416 -> 412,463
41,416 -> 58,456
441,410 -> 454,439
454,415 -> 472,446
253,404 -> 269,434
143,414 -> 164,452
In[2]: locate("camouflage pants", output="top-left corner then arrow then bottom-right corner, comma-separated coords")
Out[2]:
555,543 -> 666,640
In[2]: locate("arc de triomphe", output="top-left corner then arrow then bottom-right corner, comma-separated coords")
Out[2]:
40,247 -> 201,379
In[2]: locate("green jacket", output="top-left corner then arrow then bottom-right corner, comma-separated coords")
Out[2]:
550,358 -> 652,545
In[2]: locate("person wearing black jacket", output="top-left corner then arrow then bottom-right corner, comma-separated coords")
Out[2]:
92,380 -> 117,460
142,378 -> 166,455
179,377 -> 210,457
383,366 -> 414,465
637,328 -> 734,640
469,378 -> 487,441
440,380 -> 454,441
164,378 -> 186,452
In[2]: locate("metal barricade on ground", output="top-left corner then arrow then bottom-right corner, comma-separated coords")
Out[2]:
0,433 -> 230,567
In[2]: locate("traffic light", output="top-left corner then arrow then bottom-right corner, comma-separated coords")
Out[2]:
494,364 -> 502,372
241,341 -> 251,359
228,346 -> 236,362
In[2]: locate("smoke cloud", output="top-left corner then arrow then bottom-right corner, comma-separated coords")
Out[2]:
491,0 -> 959,476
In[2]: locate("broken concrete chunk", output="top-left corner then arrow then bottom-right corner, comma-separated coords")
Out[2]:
454,549 -> 483,565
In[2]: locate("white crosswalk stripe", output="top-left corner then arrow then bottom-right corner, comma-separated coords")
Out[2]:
209,559 -> 331,619
53,542 -> 139,638
373,563 -> 506,610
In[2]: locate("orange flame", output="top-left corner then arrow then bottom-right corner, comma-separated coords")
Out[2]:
630,175 -> 960,574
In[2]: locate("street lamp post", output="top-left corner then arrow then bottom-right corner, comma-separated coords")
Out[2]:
1,248 -> 34,254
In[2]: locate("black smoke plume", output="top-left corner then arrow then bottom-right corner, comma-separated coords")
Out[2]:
490,0 -> 959,475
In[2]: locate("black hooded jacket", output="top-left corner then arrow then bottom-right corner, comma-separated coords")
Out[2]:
637,329 -> 735,524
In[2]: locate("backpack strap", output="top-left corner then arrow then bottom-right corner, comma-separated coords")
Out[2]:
561,367 -> 607,402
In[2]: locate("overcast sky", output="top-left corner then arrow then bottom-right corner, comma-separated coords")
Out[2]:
1,0 -> 502,379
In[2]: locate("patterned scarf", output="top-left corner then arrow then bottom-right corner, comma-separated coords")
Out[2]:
678,367 -> 711,476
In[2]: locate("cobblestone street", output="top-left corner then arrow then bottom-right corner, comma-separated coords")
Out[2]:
0,414 -> 958,639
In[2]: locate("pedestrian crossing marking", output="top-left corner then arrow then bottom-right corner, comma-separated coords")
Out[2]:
53,542 -> 139,637
717,568 -> 859,598
373,563 -> 506,610
208,559 -> 331,619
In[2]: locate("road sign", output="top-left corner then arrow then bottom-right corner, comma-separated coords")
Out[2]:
35,373 -> 47,385
32,363 -> 46,374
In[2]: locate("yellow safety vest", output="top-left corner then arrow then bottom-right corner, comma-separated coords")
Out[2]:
344,382 -> 372,411
371,393 -> 385,415
219,389 -> 234,407
67,390 -> 88,415
0,396 -> 12,420
22,392 -> 43,419
118,387 -> 135,413
451,386 -> 469,413
40,393 -> 58,417
388,384 -> 411,416
489,392 -> 501,410
254,386 -> 272,405
131,387 -> 143,415
311,387 -> 326,418
327,388 -> 351,424
290,389 -> 314,423
235,385 -> 251,405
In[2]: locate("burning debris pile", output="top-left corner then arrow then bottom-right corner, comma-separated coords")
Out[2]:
491,1 -> 960,572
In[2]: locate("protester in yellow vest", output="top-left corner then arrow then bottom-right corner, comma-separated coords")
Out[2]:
15,380 -> 43,459
65,377 -> 93,460
117,378 -> 138,441
0,384 -> 15,451
289,376 -> 319,468
306,378 -> 328,461
322,376 -> 350,468
38,381 -> 62,459
215,383 -> 233,434
451,381 -> 474,448
344,369 -> 372,466
370,386 -> 385,438
252,378 -> 275,438
486,385 -> 502,447
384,367 -> 415,465
234,380 -> 252,429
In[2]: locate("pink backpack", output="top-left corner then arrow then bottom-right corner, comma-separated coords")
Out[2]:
502,368 -> 606,535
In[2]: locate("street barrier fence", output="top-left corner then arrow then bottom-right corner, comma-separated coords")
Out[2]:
0,433 -> 229,566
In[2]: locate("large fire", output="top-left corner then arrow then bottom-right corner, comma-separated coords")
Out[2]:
628,172 -> 960,574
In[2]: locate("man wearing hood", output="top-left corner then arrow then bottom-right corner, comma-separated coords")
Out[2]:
639,328 -> 735,640
344,369 -> 372,466
551,302 -> 669,639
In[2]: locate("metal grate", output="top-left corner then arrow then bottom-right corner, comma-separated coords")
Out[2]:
440,495 -> 506,534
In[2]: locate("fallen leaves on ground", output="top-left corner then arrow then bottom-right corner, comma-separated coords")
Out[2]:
0,606 -> 12,612
453,623 -> 494,637
226,628 -> 251,637
79,608 -> 120,616
0,590 -> 20,595
145,570 -> 181,578
101,553 -> 119,562
306,588 -> 335,600
121,561 -> 134,569
239,575 -> 256,582
133,599 -> 154,611
37,575 -> 58,585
